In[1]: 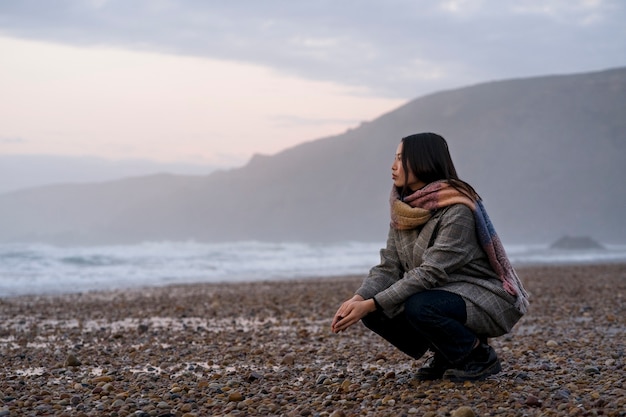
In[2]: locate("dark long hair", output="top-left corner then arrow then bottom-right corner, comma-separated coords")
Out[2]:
400,132 -> 480,200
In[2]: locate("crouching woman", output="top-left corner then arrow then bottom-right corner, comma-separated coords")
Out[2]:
331,132 -> 529,381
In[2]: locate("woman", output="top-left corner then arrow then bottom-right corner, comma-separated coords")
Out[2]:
331,132 -> 529,382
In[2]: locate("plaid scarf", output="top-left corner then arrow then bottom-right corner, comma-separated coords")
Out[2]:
390,180 -> 529,311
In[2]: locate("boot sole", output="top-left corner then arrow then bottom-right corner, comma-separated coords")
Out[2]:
443,360 -> 502,382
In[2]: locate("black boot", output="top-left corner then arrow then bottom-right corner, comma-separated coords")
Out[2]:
416,352 -> 451,381
443,343 -> 501,382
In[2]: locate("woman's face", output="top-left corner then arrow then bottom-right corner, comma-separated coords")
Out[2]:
392,142 -> 425,191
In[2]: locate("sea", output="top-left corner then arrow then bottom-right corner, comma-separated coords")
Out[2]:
1,241 -> 626,298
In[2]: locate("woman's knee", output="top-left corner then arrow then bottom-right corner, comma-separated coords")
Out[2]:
404,292 -> 434,324
361,310 -> 384,331
404,290 -> 467,325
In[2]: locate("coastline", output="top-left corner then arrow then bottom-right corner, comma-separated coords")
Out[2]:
1,263 -> 625,416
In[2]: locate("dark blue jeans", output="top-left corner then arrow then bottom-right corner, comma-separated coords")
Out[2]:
361,290 -> 478,365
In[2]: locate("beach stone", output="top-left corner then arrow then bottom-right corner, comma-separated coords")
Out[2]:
1,264 -> 626,417
553,389 -> 571,400
228,392 -> 244,402
451,406 -> 475,417
546,340 -> 558,347
525,395 -> 542,406
584,366 -> 600,375
65,353 -> 82,367
246,371 -> 263,382
112,399 -> 125,407
282,353 -> 295,365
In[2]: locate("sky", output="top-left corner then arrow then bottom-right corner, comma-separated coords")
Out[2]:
0,0 -> 625,168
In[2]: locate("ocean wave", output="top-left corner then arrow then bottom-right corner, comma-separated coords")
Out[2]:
1,241 -> 625,297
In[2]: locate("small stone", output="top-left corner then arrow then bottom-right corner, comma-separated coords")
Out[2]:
112,399 -> 125,407
451,406 -> 475,417
329,411 -> 345,417
553,389 -> 570,400
584,366 -> 600,375
281,353 -> 295,365
408,408 -> 419,414
65,353 -> 82,367
316,374 -> 328,384
228,392 -> 244,402
525,395 -> 542,407
246,371 -> 263,382
569,406 -> 582,415
92,375 -> 114,383
546,340 -> 558,347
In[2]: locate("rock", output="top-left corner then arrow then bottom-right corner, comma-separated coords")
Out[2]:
550,236 -> 604,250
246,371 -> 263,382
228,392 -> 244,402
91,375 -> 113,383
584,366 -> 601,375
525,395 -> 542,407
451,406 -> 475,417
64,353 -> 82,367
281,353 -> 295,365
112,399 -> 125,407
546,340 -> 558,347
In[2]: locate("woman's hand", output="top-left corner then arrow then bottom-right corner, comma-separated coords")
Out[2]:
331,295 -> 376,333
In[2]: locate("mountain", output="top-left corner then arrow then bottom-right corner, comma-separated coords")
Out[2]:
0,155 -> 221,194
1,67 -> 625,245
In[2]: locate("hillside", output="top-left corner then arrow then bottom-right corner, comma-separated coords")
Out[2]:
1,67 -> 625,245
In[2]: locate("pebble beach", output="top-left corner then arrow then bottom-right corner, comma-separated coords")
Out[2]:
1,263 -> 625,417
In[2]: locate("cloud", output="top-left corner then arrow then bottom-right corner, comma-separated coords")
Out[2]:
0,0 -> 624,99
271,115 -> 361,128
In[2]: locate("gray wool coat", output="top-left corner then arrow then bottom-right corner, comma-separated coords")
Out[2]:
356,204 -> 524,337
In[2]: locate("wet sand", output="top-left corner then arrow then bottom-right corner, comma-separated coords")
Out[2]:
1,263 -> 625,416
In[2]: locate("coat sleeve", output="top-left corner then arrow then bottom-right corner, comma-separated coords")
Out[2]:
354,227 -> 404,300
373,204 -> 481,316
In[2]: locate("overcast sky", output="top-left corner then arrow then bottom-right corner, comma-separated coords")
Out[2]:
0,0 -> 624,166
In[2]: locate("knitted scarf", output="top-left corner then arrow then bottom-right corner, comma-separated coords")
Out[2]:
390,180 -> 529,311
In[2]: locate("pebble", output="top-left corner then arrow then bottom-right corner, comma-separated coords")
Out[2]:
0,264 -> 624,417
451,406 -> 476,417
525,395 -> 542,406
64,352 -> 82,367
282,353 -> 296,365
228,392 -> 244,402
